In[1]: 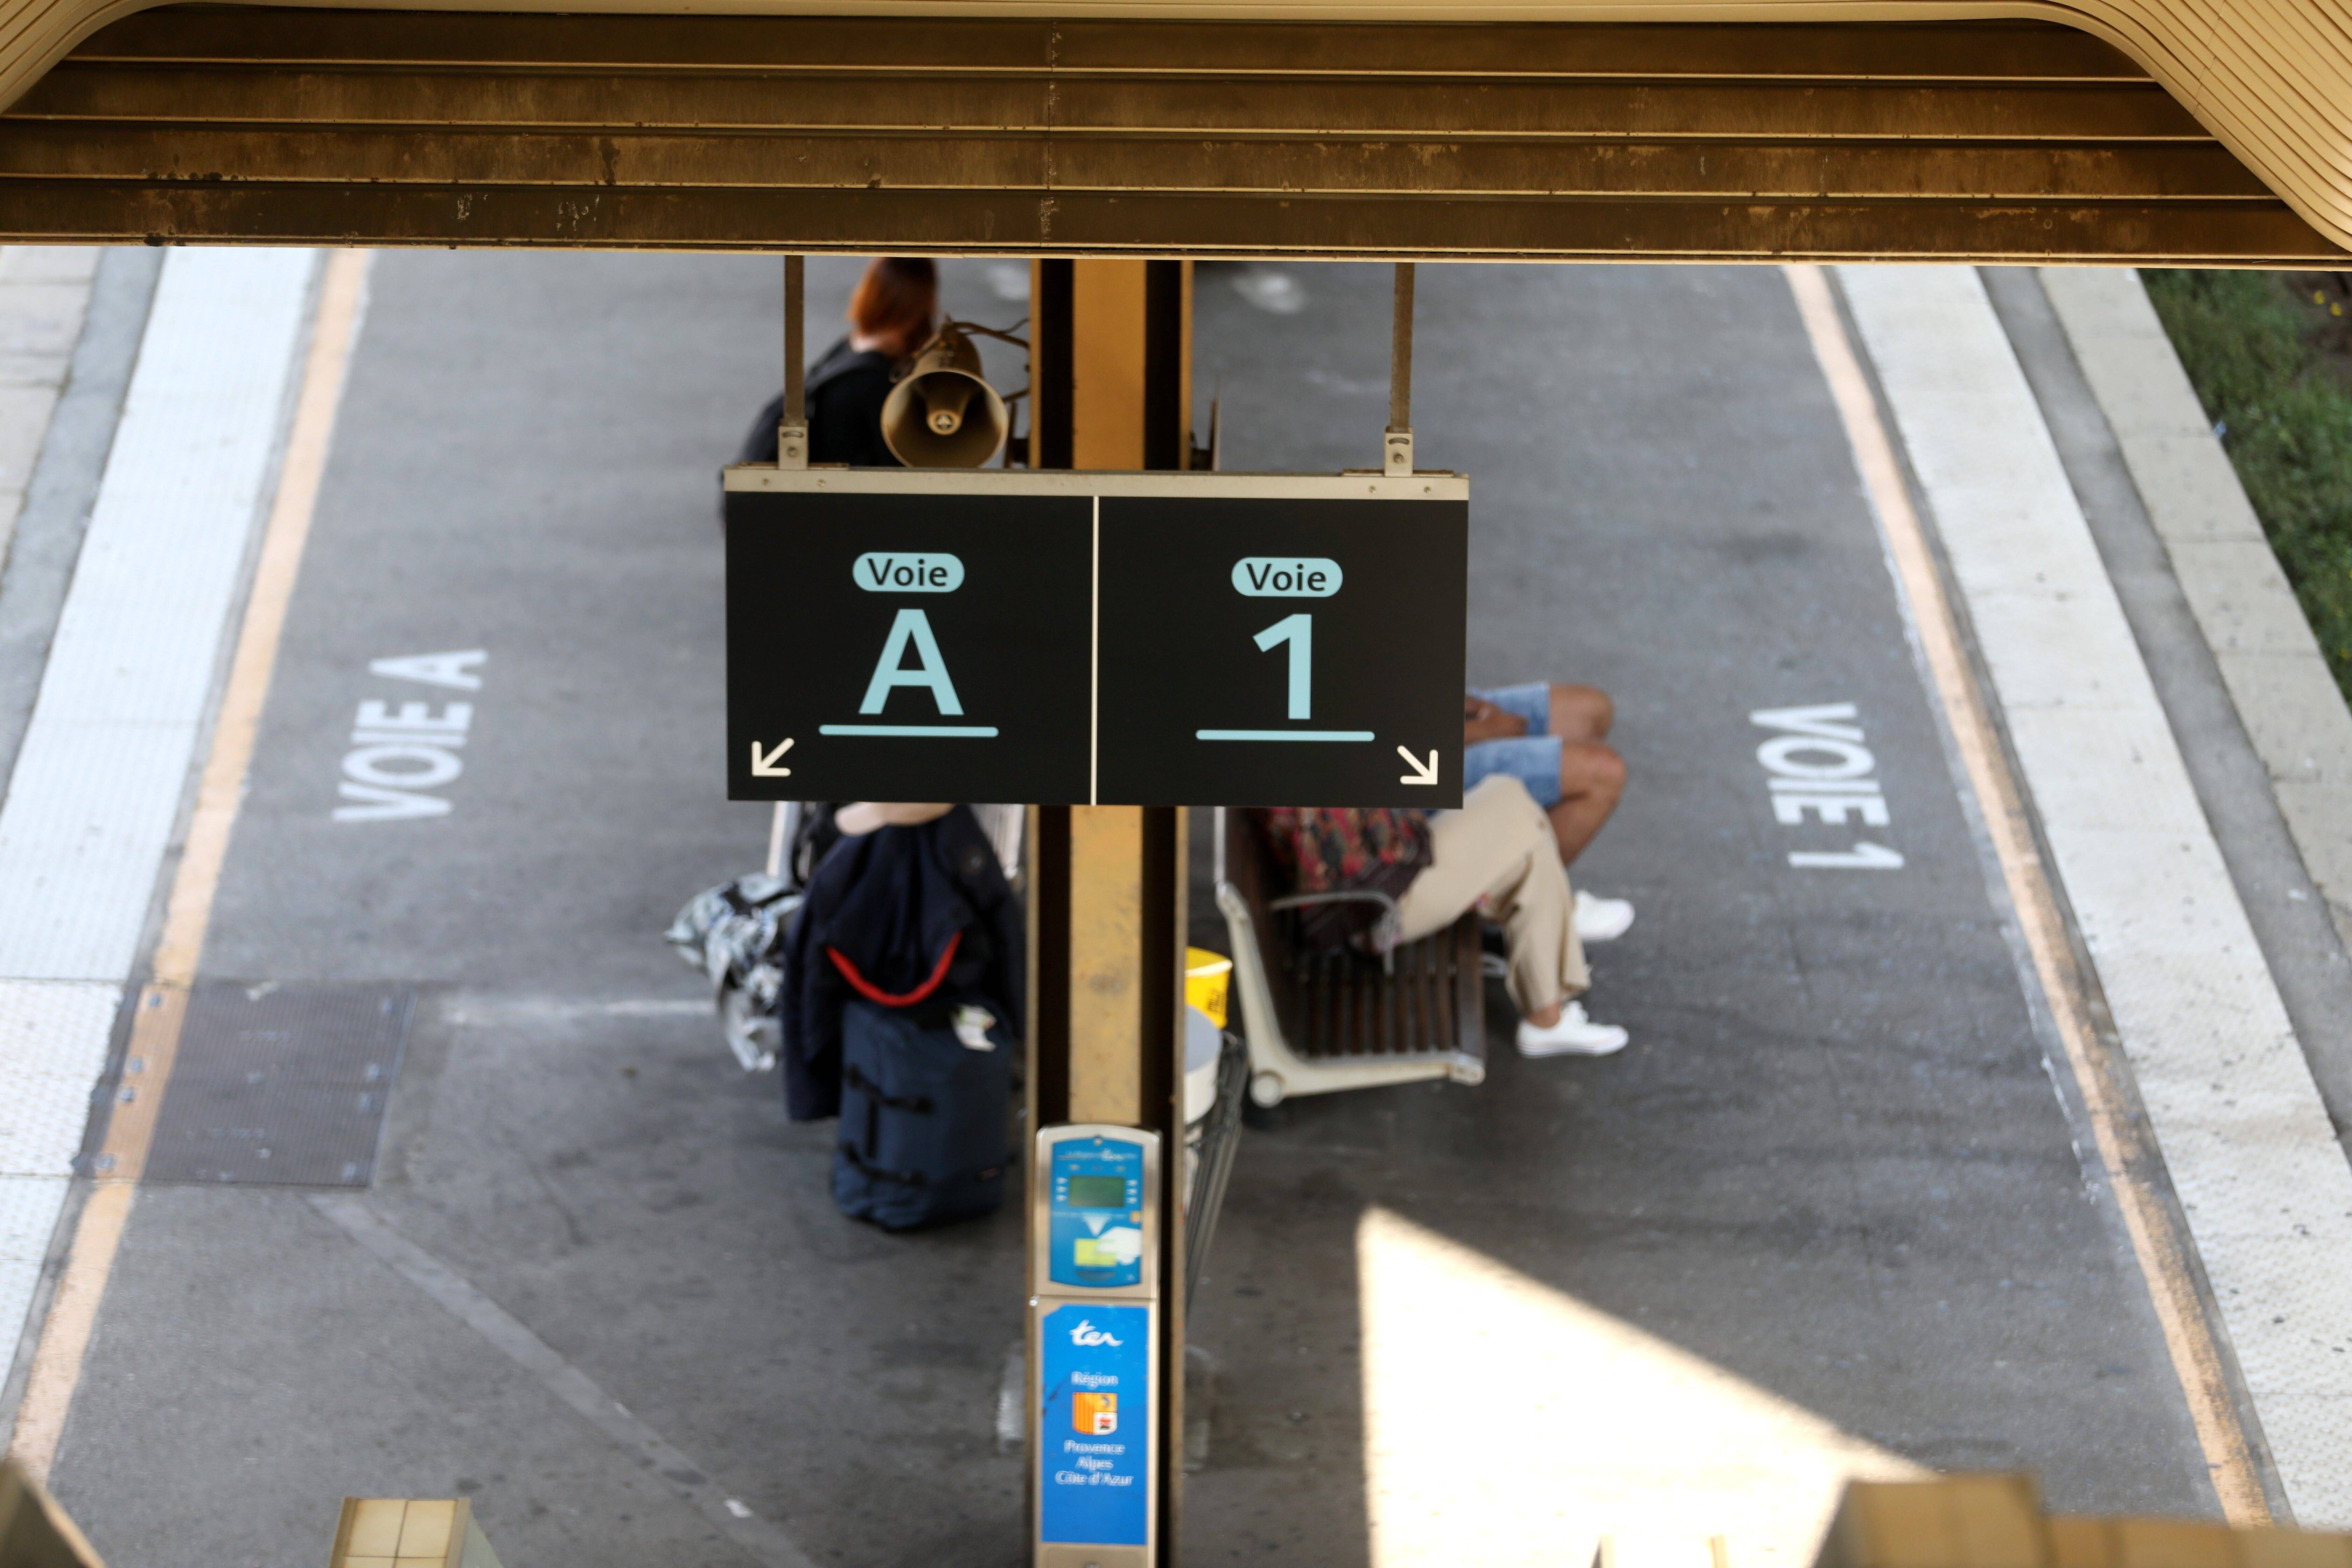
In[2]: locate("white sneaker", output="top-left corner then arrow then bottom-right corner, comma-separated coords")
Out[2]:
1516,1002 -> 1630,1058
1574,889 -> 1635,943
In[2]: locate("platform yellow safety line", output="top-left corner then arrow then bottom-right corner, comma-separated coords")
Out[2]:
1783,263 -> 2270,1525
6,248 -> 370,1482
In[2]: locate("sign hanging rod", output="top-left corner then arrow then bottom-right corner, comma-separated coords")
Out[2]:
1385,262 -> 1413,477
780,254 -> 807,470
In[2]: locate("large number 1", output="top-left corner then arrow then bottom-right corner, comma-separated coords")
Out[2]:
1254,613 -> 1312,720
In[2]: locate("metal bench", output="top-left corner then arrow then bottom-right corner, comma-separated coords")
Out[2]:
1212,806 -> 1486,1107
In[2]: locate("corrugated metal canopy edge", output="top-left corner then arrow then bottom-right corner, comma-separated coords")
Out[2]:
0,0 -> 2347,260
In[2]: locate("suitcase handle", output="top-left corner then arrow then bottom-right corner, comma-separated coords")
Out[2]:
837,1142 -> 927,1187
842,1061 -> 935,1115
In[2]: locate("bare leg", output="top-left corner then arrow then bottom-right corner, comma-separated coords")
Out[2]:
1548,684 -> 1613,744
1546,739 -> 1626,864
1525,998 -> 1563,1027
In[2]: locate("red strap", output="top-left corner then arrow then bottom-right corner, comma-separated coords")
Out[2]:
827,929 -> 962,1007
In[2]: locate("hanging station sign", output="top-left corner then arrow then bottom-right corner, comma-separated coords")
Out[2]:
722,468 -> 1468,808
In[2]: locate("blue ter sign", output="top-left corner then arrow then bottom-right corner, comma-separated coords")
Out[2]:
1037,1301 -> 1154,1548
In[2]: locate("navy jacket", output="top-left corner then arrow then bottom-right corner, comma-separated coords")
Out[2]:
780,806 -> 1023,1121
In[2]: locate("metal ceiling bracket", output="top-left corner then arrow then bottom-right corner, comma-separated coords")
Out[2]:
778,254 -> 808,470
1386,262 -> 1414,476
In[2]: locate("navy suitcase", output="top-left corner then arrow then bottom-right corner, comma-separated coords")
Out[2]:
833,996 -> 1014,1231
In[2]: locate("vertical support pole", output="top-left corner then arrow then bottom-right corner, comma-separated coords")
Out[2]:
1143,260 -> 1188,472
765,800 -> 791,881
1031,260 -> 1074,472
1385,261 -> 1414,476
1026,257 -> 1191,1568
1071,260 -> 1149,471
1067,808 -> 1145,1121
1180,263 -> 1194,470
778,254 -> 807,470
1140,804 -> 1184,1568
1136,260 -> 1190,1568
765,255 -> 808,873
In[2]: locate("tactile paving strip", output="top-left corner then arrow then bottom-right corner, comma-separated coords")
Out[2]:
0,978 -> 117,1177
144,982 -> 412,1187
0,978 -> 119,1356
1842,263 -> 2352,1526
0,247 -> 315,983
0,250 -> 316,1356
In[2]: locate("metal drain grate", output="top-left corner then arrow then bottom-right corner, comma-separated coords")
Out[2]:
145,982 -> 413,1186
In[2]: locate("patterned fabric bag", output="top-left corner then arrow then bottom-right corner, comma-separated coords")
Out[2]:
1256,807 -> 1433,953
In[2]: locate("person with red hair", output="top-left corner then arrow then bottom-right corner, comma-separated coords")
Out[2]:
739,257 -> 939,468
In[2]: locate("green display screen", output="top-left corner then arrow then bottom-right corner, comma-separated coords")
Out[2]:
1068,1175 -> 1128,1210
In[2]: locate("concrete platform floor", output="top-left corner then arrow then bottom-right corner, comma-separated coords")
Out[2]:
26,254 -> 2229,1567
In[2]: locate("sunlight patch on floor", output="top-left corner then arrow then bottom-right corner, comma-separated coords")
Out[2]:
1359,1206 -> 1925,1568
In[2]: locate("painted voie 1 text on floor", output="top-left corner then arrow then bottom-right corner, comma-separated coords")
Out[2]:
1750,701 -> 1904,869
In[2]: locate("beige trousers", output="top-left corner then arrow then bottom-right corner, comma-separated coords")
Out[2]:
1392,775 -> 1589,1018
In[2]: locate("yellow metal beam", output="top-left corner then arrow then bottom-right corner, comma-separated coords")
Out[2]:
0,0 -> 2347,253
1071,261 -> 1148,475
1067,802 -> 1148,1124
0,11 -> 2342,261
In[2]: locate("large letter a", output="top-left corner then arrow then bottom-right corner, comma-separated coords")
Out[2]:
859,608 -> 965,716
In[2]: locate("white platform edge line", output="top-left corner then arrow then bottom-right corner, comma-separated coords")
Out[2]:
0,248 -> 318,1379
0,248 -> 317,982
1839,264 -> 2352,1528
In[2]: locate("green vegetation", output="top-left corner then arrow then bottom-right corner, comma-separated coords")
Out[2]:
2141,269 -> 2352,696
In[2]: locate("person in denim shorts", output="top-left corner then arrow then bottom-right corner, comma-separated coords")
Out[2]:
1464,682 -> 1634,942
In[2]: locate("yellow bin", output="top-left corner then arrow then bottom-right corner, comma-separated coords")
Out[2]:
1185,947 -> 1232,1030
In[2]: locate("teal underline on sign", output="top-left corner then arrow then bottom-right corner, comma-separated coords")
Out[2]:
820,724 -> 1001,737
1196,729 -> 1376,742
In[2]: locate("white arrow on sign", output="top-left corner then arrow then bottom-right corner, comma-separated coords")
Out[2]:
750,738 -> 795,777
1398,747 -> 1439,787
1788,841 -> 1904,870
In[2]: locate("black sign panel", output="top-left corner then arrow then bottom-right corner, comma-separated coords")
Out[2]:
726,474 -> 1466,807
1094,497 -> 1464,805
726,491 -> 1094,802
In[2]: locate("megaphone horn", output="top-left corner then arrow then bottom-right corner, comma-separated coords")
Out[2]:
882,323 -> 1009,468
922,374 -> 975,435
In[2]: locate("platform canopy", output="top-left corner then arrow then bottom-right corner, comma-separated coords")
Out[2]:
0,0 -> 2346,261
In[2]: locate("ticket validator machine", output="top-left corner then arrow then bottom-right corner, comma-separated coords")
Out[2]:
1030,1124 -> 1163,1568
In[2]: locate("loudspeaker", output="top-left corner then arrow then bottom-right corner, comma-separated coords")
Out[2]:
881,325 -> 1009,468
